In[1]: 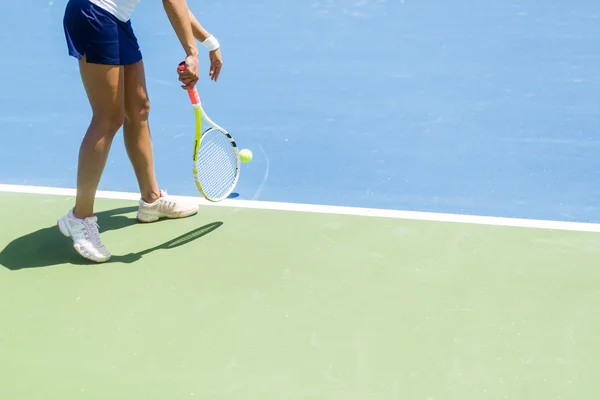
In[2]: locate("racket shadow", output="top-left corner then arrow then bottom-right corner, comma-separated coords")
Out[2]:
108,221 -> 223,264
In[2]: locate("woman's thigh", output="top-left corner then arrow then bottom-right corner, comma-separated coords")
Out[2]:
63,0 -> 145,126
79,54 -> 125,126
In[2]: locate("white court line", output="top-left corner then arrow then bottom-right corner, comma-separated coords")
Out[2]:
1,183 -> 600,233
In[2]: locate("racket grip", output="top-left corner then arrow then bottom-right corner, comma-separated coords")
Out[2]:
178,61 -> 200,105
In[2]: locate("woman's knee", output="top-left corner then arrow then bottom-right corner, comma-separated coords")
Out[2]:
92,108 -> 126,135
125,97 -> 150,123
124,60 -> 151,124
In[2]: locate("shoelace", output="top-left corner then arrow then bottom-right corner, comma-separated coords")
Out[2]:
84,219 -> 104,248
157,197 -> 177,213
154,189 -> 178,212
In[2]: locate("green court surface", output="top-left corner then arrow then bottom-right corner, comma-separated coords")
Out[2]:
2,191 -> 600,399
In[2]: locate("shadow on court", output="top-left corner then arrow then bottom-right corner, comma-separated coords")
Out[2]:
109,220 -> 223,264
0,206 -> 223,270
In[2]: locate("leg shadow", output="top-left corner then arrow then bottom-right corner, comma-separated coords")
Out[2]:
1,206 -> 223,270
1,206 -> 138,270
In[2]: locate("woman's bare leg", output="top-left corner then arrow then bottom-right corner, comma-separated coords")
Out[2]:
73,54 -> 125,219
121,60 -> 199,223
58,54 -> 124,262
122,59 -> 161,204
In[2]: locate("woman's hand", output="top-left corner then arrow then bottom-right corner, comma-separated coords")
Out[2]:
209,48 -> 223,82
187,9 -> 222,82
162,0 -> 199,88
178,54 -> 199,88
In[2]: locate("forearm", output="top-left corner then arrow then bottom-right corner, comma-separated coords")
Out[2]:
162,0 -> 198,56
188,10 -> 211,42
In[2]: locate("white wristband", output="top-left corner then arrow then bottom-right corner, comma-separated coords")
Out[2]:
202,35 -> 220,51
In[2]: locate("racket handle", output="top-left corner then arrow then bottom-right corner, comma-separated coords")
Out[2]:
178,61 -> 200,105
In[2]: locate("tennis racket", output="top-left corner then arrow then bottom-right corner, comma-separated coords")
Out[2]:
178,61 -> 240,202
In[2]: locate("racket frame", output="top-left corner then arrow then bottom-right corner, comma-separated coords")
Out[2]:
179,62 -> 240,202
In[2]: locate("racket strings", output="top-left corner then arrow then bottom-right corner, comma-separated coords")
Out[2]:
194,129 -> 238,200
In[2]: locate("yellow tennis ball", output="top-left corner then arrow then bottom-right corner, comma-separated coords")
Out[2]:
240,148 -> 253,163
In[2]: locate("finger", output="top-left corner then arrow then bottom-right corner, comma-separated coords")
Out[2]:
178,65 -> 196,76
179,72 -> 196,82
181,80 -> 197,89
213,65 -> 222,81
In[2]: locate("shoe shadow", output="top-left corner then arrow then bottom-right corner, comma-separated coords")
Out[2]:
0,206 -> 222,270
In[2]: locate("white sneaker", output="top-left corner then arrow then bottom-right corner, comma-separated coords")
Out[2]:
137,189 -> 199,223
57,209 -> 111,263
